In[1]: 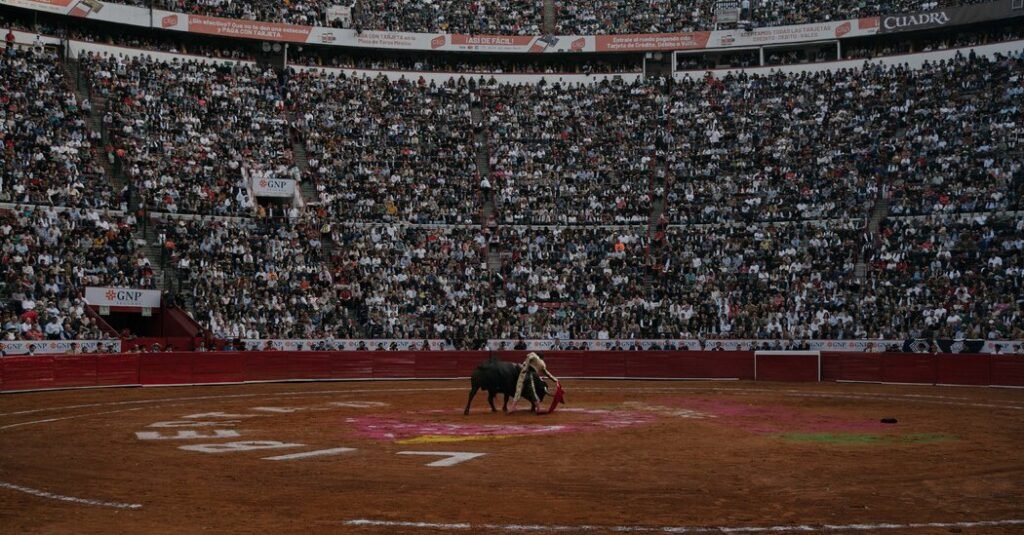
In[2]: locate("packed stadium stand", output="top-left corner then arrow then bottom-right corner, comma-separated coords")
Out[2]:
1,48 -> 115,209
292,73 -> 481,224
0,205 -> 151,340
0,0 -> 1022,352
116,0 -> 986,34
81,55 -> 294,216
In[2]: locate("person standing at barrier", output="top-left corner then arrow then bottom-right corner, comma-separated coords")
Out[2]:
510,352 -> 559,412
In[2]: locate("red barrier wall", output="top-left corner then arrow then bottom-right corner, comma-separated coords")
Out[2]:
96,354 -> 139,386
829,353 -> 881,382
755,354 -> 819,382
1,351 -> 1021,393
991,356 -> 1024,387
3,357 -> 56,391
936,355 -> 991,386
882,353 -> 938,384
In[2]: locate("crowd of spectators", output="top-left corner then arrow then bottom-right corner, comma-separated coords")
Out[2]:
157,215 -> 364,339
0,46 -> 114,209
879,53 -> 1023,216
469,221 -> 868,340
150,0 -> 337,27
106,0 -> 991,35
81,54 -> 295,216
333,225 -> 493,340
487,80 -> 663,225
2,25 -> 1022,347
866,212 -> 1024,340
665,52 -> 1023,224
0,206 -> 151,341
355,0 -> 541,35
292,72 -> 480,224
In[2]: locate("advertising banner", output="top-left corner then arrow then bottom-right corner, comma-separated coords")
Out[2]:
325,5 -> 350,27
251,177 -> 296,198
187,15 -> 314,42
85,287 -> 162,308
0,339 -> 121,355
487,339 -> 913,352
239,339 -> 450,351
879,0 -> 1019,33
704,18 -> 878,48
596,32 -> 711,52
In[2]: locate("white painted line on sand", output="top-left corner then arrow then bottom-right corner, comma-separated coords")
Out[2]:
396,451 -> 486,467
344,518 -> 1024,533
263,447 -> 357,461
0,407 -> 147,430
0,387 -> 466,418
0,481 -> 142,510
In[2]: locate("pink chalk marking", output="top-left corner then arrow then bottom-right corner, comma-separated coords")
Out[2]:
346,408 -> 654,441
666,398 -> 890,434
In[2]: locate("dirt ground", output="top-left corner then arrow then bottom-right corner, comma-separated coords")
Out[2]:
1,380 -> 1023,534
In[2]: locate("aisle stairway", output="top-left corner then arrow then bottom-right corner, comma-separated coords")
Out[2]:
543,0 -> 557,35
854,196 -> 890,281
64,57 -> 131,206
288,111 -> 319,205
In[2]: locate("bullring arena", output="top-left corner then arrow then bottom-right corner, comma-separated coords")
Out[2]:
2,351 -> 1023,534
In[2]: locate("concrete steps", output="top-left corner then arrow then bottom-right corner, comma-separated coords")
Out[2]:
472,101 -> 494,229
855,196 -> 890,281
542,0 -> 557,34
63,57 -> 130,207
293,141 -> 318,204
471,97 -> 501,276
486,248 -> 502,272
288,111 -> 318,205
140,224 -> 168,292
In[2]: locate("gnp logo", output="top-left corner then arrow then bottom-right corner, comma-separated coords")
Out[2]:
259,179 -> 290,190
106,289 -> 144,302
161,14 -> 178,28
883,12 -> 950,30
431,35 -> 446,49
833,21 -> 851,38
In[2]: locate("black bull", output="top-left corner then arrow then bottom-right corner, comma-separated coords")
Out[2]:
464,359 -> 548,415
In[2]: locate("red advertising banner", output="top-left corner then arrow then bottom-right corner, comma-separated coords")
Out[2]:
596,32 -> 710,51
188,15 -> 313,42
858,17 -> 880,30
18,0 -> 72,6
449,34 -> 534,47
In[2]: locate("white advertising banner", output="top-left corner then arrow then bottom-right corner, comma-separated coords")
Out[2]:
325,5 -> 351,27
487,339 -> 920,352
251,177 -> 296,198
0,339 -> 122,356
239,339 -> 450,351
85,287 -> 162,308
704,18 -> 879,48
221,338 -> 1024,354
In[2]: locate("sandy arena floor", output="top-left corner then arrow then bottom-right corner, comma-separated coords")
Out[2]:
1,380 -> 1023,534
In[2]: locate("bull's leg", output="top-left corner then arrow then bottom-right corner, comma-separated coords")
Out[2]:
502,394 -> 510,413
487,391 -> 498,412
464,385 -> 480,416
